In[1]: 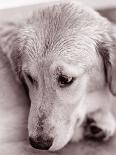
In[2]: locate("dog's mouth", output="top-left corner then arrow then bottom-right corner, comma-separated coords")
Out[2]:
28,124 -> 73,152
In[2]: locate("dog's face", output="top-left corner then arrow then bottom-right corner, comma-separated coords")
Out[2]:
11,1 -> 116,151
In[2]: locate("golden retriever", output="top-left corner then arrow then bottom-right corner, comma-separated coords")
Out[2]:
1,0 -> 116,152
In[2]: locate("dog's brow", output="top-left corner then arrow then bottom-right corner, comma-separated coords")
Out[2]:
51,61 -> 84,77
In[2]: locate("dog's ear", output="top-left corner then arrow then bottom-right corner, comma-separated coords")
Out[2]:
11,49 -> 29,95
98,27 -> 116,95
11,46 -> 22,80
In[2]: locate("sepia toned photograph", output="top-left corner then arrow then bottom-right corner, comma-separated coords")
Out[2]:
0,0 -> 116,155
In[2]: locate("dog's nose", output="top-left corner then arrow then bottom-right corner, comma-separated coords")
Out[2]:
29,136 -> 53,150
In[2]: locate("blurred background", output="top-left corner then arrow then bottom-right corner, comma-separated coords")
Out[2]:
0,0 -> 116,23
0,0 -> 116,9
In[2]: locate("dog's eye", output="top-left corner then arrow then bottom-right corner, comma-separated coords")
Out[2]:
58,75 -> 74,88
25,73 -> 37,85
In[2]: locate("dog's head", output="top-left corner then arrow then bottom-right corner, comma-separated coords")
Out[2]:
11,1 -> 116,151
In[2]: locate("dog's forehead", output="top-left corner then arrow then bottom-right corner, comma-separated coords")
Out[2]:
17,2 -> 105,70
19,26 -> 98,70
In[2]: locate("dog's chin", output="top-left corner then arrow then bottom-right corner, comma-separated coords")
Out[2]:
49,138 -> 69,152
49,128 -> 74,152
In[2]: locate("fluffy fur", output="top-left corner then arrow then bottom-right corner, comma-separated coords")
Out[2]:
1,0 -> 116,152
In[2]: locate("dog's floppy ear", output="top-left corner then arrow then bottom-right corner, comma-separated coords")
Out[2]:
11,46 -> 22,80
98,27 -> 116,95
11,49 -> 29,96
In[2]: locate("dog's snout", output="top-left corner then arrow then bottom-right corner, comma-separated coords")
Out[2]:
29,136 -> 53,150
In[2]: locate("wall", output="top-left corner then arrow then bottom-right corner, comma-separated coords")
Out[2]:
0,0 -> 116,9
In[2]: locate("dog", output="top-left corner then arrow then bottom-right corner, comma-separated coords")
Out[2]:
1,0 -> 116,152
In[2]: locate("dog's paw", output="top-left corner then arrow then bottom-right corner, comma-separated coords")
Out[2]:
84,121 -> 113,141
84,112 -> 116,142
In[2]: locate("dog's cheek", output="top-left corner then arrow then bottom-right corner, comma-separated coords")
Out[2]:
28,106 -> 39,137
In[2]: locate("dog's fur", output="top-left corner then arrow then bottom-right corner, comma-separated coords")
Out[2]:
1,0 -> 116,151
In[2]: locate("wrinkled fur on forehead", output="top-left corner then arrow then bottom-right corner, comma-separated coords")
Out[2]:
11,1 -> 112,78
13,1 -> 110,58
